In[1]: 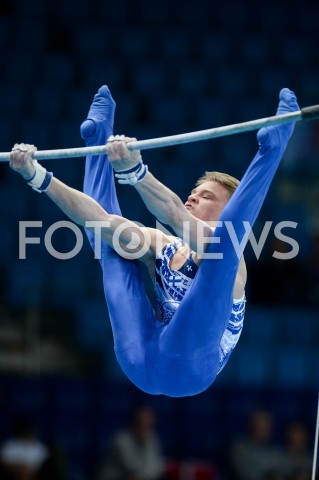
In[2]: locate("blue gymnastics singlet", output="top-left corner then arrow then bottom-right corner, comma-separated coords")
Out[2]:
155,238 -> 246,373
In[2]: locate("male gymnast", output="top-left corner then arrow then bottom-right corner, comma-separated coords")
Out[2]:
9,86 -> 299,397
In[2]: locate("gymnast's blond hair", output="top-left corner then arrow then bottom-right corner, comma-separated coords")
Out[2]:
195,171 -> 240,197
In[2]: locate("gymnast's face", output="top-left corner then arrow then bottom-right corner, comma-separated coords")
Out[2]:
185,181 -> 230,222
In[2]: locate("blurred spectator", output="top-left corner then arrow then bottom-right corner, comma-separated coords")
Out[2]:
277,421 -> 312,480
228,409 -> 283,480
97,405 -> 166,480
0,416 -> 49,480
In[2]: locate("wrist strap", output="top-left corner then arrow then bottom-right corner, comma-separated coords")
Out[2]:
115,161 -> 148,185
26,161 -> 53,192
24,170 -> 37,183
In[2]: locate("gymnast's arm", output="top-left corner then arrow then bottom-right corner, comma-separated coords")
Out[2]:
106,137 -> 209,253
9,144 -> 156,261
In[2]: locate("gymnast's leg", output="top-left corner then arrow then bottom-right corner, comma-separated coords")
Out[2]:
81,86 -> 159,393
146,88 -> 299,396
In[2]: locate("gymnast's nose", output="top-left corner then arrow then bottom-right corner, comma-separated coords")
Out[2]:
188,192 -> 198,203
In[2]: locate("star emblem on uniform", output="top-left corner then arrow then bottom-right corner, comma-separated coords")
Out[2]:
186,265 -> 193,272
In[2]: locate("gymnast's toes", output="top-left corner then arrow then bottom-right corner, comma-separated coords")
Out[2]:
88,85 -> 116,120
277,88 -> 299,114
80,85 -> 116,140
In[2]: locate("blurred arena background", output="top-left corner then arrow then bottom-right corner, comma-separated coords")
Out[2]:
0,0 -> 319,479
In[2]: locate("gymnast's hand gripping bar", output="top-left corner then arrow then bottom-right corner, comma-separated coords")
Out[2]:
1,105 -> 319,162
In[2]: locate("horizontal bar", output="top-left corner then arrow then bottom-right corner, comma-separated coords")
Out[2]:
1,105 -> 319,162
127,111 -> 301,151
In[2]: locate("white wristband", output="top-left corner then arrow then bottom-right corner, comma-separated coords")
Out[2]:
27,161 -> 53,192
115,161 -> 148,185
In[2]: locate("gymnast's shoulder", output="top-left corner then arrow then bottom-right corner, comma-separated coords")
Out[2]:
139,227 -> 174,261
